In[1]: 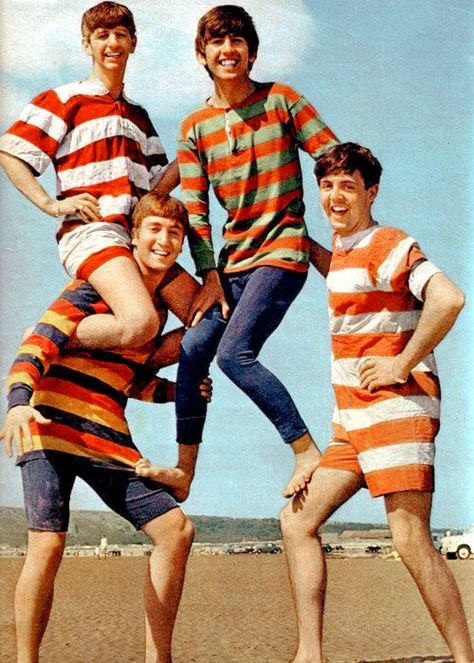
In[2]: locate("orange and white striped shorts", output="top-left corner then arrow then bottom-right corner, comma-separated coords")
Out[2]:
319,438 -> 435,497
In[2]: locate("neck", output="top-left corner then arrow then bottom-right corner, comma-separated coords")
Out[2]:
89,65 -> 125,99
210,76 -> 255,108
133,253 -> 168,294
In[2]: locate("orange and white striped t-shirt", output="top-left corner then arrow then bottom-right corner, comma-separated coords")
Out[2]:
328,224 -> 441,484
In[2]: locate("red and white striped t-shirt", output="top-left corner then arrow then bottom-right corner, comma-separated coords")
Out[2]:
0,79 -> 168,236
328,224 -> 442,476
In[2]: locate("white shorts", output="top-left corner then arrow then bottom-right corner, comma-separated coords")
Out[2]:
58,222 -> 132,279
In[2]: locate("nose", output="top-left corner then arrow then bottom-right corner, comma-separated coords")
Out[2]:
221,35 -> 235,53
154,230 -> 171,248
107,33 -> 119,47
331,186 -> 345,202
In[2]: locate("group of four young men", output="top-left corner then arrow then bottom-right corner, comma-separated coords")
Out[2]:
0,3 -> 472,662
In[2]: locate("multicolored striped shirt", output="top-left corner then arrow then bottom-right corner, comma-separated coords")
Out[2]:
178,82 -> 338,274
328,224 -> 442,494
0,79 -> 168,237
7,266 -> 185,467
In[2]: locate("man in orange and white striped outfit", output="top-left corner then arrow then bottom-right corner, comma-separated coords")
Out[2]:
280,143 -> 473,662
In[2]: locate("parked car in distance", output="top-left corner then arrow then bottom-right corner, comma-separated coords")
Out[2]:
439,526 -> 474,560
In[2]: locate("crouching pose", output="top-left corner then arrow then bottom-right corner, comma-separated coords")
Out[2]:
1,193 -> 209,663
280,143 -> 473,663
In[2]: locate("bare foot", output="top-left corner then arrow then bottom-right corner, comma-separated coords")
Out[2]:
283,436 -> 321,498
135,460 -> 192,502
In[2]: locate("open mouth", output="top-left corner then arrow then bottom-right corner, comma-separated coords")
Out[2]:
219,59 -> 239,67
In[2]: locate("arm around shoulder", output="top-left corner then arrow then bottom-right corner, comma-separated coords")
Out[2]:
308,237 -> 332,278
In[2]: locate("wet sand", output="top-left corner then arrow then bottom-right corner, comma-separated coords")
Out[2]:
0,555 -> 472,662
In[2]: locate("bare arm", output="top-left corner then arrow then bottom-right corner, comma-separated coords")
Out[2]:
308,237 -> 332,278
153,159 -> 180,195
360,272 -> 465,391
0,152 -> 100,221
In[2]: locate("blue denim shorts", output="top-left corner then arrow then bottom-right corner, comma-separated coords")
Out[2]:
20,452 -> 178,532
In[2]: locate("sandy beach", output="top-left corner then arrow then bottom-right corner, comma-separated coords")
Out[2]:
1,555 -> 472,662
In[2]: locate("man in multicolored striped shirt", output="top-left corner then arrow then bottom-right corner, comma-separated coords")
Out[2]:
0,2 -> 179,356
0,193 -> 209,663
281,143 -> 473,662
176,5 -> 338,496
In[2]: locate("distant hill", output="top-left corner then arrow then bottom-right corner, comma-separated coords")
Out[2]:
1,508 -> 448,547
0,507 -> 400,547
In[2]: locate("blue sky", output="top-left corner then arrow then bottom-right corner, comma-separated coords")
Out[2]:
0,0 -> 472,528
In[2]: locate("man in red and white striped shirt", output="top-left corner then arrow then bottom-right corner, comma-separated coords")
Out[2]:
0,2 -> 179,352
281,143 -> 473,662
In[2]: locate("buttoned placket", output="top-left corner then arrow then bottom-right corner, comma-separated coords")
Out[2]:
224,111 -> 236,152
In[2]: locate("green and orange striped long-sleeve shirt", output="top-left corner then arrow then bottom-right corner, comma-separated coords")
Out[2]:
177,82 -> 338,274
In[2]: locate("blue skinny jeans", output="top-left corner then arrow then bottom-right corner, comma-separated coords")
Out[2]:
176,266 -> 309,445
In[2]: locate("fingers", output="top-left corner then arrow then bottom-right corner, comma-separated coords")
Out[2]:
76,200 -> 101,223
0,426 -> 13,458
221,299 -> 231,320
61,194 -> 101,222
33,412 -> 52,426
190,308 -> 204,328
20,421 -> 34,451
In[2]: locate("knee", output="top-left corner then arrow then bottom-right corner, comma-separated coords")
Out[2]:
280,503 -> 319,542
116,308 -> 160,347
390,521 -> 433,562
159,510 -> 195,553
216,344 -> 242,379
27,532 -> 65,565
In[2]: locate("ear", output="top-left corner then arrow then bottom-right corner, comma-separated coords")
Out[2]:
131,229 -> 139,246
196,49 -> 207,66
130,35 -> 137,54
368,184 -> 379,204
82,36 -> 92,56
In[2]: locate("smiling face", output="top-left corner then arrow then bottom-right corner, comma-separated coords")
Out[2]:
132,216 -> 184,274
197,33 -> 255,82
83,24 -> 136,78
319,170 -> 379,237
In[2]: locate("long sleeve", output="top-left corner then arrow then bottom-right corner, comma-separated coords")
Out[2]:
177,124 -> 215,273
288,91 -> 338,159
7,280 -> 106,410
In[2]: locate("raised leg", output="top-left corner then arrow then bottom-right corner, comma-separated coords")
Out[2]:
76,256 -> 160,349
15,530 -> 66,663
386,491 -> 473,662
141,508 -> 195,663
280,467 -> 363,663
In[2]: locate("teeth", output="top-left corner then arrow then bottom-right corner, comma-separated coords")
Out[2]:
332,206 -> 347,212
220,59 -> 238,66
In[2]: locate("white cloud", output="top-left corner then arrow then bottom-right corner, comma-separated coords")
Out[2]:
1,0 -> 318,119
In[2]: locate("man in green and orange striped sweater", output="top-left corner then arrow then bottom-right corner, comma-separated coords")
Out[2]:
176,5 -> 338,496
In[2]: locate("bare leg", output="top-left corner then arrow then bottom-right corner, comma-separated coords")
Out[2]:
75,257 -> 159,349
284,432 -> 321,497
386,491 -> 473,663
281,468 -> 363,663
141,508 -> 194,663
15,530 -> 66,663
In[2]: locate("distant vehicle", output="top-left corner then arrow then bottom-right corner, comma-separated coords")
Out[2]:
439,526 -> 474,560
323,544 -> 333,553
366,545 -> 382,554
252,542 -> 282,554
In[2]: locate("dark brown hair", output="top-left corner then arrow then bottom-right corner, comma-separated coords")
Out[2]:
315,142 -> 383,189
132,192 -> 189,234
81,2 -> 136,38
195,5 -> 259,63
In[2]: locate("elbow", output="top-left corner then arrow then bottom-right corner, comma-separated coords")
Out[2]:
451,287 -> 465,316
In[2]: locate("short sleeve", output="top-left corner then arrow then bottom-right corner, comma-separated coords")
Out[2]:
0,89 -> 69,175
408,260 -> 442,301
